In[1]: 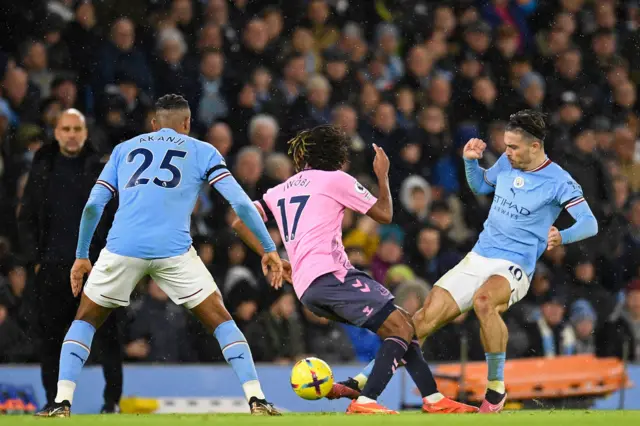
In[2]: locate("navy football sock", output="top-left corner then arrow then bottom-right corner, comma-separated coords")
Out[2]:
403,338 -> 438,398
360,336 -> 408,400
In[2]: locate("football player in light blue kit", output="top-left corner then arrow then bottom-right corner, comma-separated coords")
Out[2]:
36,95 -> 284,417
336,110 -> 598,413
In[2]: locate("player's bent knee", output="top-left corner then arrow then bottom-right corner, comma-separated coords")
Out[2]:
412,287 -> 461,337
378,309 -> 414,342
74,294 -> 112,329
472,293 -> 494,318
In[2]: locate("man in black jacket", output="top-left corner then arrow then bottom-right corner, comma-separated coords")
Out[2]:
17,109 -> 123,413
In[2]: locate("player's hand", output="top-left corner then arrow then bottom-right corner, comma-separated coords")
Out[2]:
282,259 -> 293,284
463,138 -> 487,160
70,258 -> 92,297
547,226 -> 563,251
262,251 -> 284,289
373,143 -> 390,179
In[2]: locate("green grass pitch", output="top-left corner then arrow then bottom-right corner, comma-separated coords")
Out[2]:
2,411 -> 640,426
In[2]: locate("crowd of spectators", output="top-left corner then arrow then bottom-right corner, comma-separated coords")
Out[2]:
1,0 -> 639,366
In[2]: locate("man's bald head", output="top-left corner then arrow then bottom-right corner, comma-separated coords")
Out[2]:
55,108 -> 88,157
152,94 -> 191,135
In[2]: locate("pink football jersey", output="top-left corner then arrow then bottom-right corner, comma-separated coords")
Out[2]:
255,170 -> 377,298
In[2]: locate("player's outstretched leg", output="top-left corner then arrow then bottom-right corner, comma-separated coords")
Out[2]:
472,276 -> 511,413
35,294 -> 113,418
346,309 -> 412,415
190,292 -> 281,416
332,287 -> 474,414
395,310 -> 478,414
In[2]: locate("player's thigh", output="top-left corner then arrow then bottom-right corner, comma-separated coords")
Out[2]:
433,253 -> 486,313
300,270 -> 396,333
150,247 -> 218,309
83,249 -> 148,308
412,286 -> 462,339
474,258 -> 531,313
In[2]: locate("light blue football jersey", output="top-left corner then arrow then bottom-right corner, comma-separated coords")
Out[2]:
472,154 -> 585,277
95,128 -> 229,258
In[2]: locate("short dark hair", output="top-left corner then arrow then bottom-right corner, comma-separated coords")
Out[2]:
288,125 -> 349,172
506,109 -> 547,143
155,94 -> 190,111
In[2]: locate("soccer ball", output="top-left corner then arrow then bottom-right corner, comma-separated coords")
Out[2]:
290,357 -> 334,400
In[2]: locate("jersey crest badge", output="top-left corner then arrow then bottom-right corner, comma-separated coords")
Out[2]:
513,176 -> 525,189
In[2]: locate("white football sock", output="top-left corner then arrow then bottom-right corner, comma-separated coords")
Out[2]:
54,380 -> 76,404
242,380 -> 266,402
424,392 -> 445,404
356,396 -> 376,404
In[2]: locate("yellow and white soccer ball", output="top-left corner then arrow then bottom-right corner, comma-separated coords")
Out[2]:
290,357 -> 334,400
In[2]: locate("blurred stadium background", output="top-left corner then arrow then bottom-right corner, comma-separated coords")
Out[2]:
0,0 -> 639,415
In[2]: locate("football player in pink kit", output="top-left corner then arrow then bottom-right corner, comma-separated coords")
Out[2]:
232,125 -> 477,414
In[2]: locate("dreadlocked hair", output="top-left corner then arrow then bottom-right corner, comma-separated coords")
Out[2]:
287,125 -> 350,172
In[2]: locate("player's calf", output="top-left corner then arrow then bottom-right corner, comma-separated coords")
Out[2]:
472,276 -> 511,408
35,294 -> 114,417
355,309 -> 412,406
395,310 -> 478,414
190,292 -> 280,415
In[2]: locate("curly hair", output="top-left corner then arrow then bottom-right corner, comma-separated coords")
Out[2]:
155,93 -> 190,111
506,109 -> 548,143
287,125 -> 350,172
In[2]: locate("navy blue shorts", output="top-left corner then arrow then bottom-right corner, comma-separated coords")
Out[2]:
300,269 -> 396,332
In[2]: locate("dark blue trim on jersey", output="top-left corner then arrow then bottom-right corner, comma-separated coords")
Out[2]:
258,199 -> 275,222
205,164 -> 228,181
562,196 -> 585,209
559,200 -> 598,245
96,180 -> 117,196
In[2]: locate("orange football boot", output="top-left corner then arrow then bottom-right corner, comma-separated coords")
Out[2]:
422,397 -> 479,414
346,400 -> 398,414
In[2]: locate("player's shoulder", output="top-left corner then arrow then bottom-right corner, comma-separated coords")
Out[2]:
313,169 -> 353,182
185,135 -> 223,158
496,153 -> 513,169
544,161 -> 576,183
110,136 -> 139,158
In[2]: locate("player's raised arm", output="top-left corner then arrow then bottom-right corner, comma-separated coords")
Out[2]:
462,138 -> 503,195
365,144 -> 393,224
547,179 -> 599,251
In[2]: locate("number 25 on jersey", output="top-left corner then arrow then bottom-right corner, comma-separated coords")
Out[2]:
125,148 -> 186,189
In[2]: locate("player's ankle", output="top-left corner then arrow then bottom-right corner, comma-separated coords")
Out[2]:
55,380 -> 76,404
423,392 -> 444,404
356,396 -> 376,404
485,388 -> 505,405
353,373 -> 367,390
242,380 -> 265,402
487,380 -> 505,394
